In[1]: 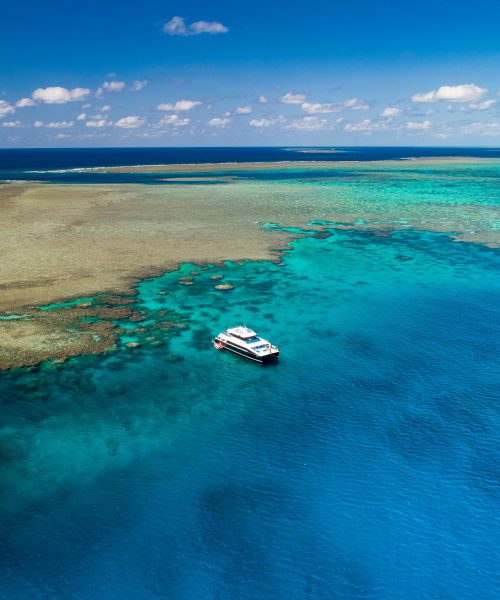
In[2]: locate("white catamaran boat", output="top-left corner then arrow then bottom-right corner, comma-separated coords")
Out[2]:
213,326 -> 279,363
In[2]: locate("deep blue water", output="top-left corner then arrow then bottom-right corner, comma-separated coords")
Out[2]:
0,228 -> 499,599
1,146 -> 499,186
1,145 -> 500,174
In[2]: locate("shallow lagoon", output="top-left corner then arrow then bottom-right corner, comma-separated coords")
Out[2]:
1,227 -> 499,599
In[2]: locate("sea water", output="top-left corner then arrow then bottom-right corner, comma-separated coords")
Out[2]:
1,146 -> 500,174
0,225 -> 499,598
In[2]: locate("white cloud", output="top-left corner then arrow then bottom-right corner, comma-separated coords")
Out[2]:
99,105 -> 111,112
68,88 -> 90,101
208,117 -> 231,127
32,86 -> 90,104
45,121 -> 74,128
281,92 -> 307,104
157,100 -> 202,111
158,114 -> 190,127
56,133 -> 70,139
86,119 -> 113,128
286,116 -> 329,131
235,106 -> 252,114
103,81 -> 126,92
380,107 -> 402,118
0,100 -> 15,118
301,102 -> 341,114
301,98 -> 368,114
259,95 -> 269,104
344,98 -> 369,110
162,16 -> 188,35
131,80 -> 148,92
249,117 -> 284,128
76,113 -> 87,120
461,121 -> 500,136
1,120 -> 21,128
344,119 -> 390,132
404,120 -> 432,130
33,120 -> 44,128
15,98 -> 36,108
190,20 -> 229,34
468,99 -> 496,111
411,83 -> 487,103
163,16 -> 228,36
115,116 -> 145,128
344,118 -> 431,133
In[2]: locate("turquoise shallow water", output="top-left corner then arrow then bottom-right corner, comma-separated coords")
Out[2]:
0,227 -> 499,599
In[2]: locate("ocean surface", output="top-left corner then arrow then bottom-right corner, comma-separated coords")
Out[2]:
1,149 -> 499,599
1,145 -> 500,178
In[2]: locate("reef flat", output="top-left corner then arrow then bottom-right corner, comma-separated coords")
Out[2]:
0,182 -> 293,369
87,156 -> 488,173
0,157 -> 499,369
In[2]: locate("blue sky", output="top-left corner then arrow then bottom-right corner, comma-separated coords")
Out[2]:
1,0 -> 500,147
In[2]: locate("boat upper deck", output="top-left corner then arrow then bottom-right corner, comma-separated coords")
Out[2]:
226,326 -> 257,340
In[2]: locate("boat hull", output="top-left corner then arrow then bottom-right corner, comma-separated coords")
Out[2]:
214,338 -> 279,363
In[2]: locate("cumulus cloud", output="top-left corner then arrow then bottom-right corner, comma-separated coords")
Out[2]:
301,98 -> 368,114
344,117 -> 432,133
344,119 -> 390,133
249,116 -> 284,128
158,114 -> 190,127
1,120 -> 21,128
76,113 -> 87,120
404,120 -> 432,130
115,116 -> 145,128
163,16 -> 228,36
33,121 -> 44,127
15,98 -> 36,108
344,98 -> 369,110
411,83 -> 487,103
56,133 -> 70,139
32,86 -> 90,104
301,102 -> 341,114
131,80 -> 148,92
162,16 -> 188,35
259,96 -> 268,104
45,121 -> 74,128
462,121 -> 500,136
103,81 -> 126,92
86,119 -> 113,128
281,92 -> 307,104
235,106 -> 252,114
0,100 -> 15,118
208,117 -> 230,127
157,100 -> 202,111
468,99 -> 496,111
190,20 -> 229,34
380,107 -> 402,118
286,116 -> 329,131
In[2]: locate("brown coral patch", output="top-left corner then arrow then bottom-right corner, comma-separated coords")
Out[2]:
0,311 -> 118,370
99,295 -> 138,305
